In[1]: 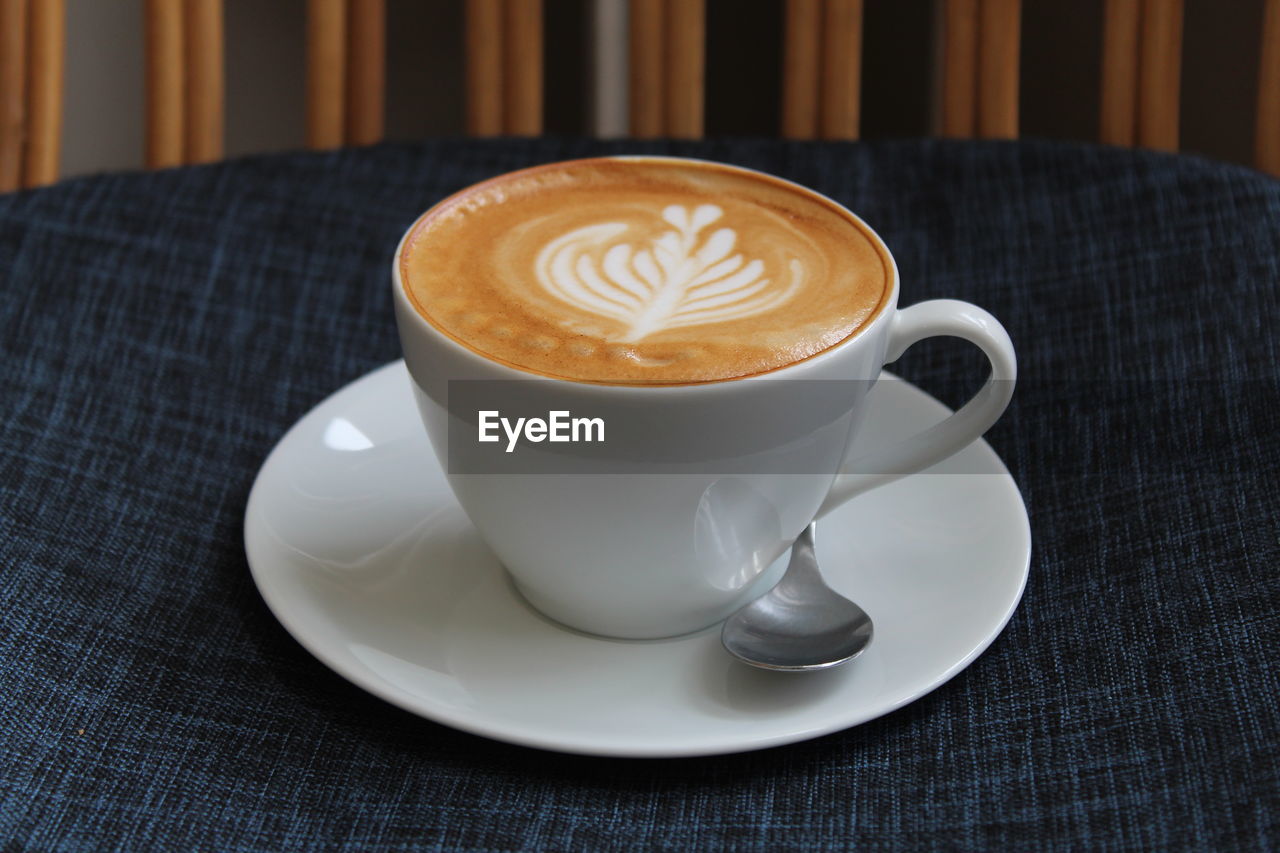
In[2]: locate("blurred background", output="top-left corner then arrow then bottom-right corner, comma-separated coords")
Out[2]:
48,0 -> 1276,177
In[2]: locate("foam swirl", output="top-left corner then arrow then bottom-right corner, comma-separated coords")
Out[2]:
534,204 -> 801,343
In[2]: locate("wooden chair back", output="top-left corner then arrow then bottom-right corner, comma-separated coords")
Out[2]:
627,0 -> 705,138
458,0 -> 1280,175
1098,0 -> 1182,151
781,0 -> 862,140
1258,0 -> 1280,174
143,0 -> 385,161
935,0 -> 1020,139
464,0 -> 542,135
154,0 -> 1280,172
0,0 -> 63,191
143,0 -> 223,169
304,0 -> 385,148
4,1 -> 1280,186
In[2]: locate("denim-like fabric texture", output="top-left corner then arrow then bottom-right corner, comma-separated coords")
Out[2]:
1,138 -> 1276,851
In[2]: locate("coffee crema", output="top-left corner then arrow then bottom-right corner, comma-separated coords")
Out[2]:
400,157 -> 892,384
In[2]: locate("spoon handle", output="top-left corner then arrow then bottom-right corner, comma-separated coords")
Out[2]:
778,523 -> 820,588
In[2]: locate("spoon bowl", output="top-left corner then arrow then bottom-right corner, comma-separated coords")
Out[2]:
721,523 -> 873,671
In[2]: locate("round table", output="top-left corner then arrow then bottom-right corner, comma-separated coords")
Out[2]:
1,137 -> 1276,850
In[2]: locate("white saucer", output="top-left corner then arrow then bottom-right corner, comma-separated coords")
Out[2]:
244,361 -> 1030,757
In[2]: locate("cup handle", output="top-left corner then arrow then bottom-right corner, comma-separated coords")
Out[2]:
816,299 -> 1017,518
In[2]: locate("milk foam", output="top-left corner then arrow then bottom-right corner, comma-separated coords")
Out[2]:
535,204 -> 801,343
401,158 -> 891,384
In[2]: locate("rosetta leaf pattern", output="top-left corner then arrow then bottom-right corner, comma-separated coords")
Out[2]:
534,204 -> 801,342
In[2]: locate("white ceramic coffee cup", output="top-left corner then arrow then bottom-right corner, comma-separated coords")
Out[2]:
393,157 -> 1016,639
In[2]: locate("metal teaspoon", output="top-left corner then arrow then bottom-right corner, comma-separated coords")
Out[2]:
720,523 -> 874,671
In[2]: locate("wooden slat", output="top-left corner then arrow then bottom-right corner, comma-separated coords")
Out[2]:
24,0 -> 62,187
820,0 -> 862,140
144,0 -> 184,169
1136,0 -> 1182,151
1258,0 -> 1280,175
345,0 -> 384,144
503,0 -> 542,135
1099,0 -> 1140,146
977,0 -> 1020,138
307,0 -> 346,149
184,0 -> 223,163
664,0 -> 703,137
0,0 -> 26,192
940,0 -> 978,137
781,0 -> 820,139
465,0 -> 502,135
629,0 -> 664,137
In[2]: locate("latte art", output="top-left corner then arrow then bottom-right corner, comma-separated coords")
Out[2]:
535,204 -> 801,343
400,158 -> 891,384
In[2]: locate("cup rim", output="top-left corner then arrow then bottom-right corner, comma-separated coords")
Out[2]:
392,155 -> 901,390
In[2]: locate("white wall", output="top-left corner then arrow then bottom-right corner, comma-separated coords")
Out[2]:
62,0 -> 145,176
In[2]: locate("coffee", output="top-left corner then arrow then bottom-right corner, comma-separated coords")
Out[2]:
400,157 -> 891,384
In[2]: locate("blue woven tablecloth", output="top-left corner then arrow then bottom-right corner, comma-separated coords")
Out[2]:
1,138 -> 1277,850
